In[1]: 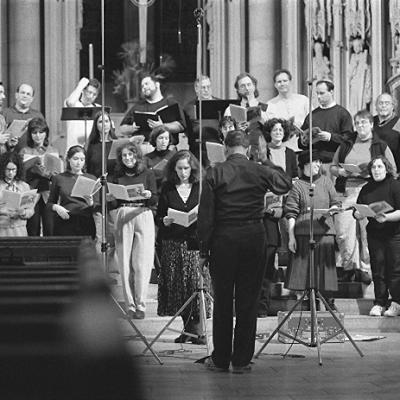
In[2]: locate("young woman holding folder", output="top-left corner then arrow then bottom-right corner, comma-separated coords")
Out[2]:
108,142 -> 157,319
156,150 -> 211,343
47,145 -> 98,238
0,152 -> 34,236
19,117 -> 60,236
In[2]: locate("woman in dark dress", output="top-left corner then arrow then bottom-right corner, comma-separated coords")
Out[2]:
356,156 -> 400,317
47,145 -> 98,238
156,150 -> 211,344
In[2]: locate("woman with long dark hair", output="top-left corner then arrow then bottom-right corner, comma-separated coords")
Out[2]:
109,142 -> 157,319
19,117 -> 60,235
0,152 -> 34,236
156,150 -> 211,343
47,145 -> 98,238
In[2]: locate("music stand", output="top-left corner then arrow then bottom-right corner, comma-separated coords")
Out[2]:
194,99 -> 240,121
61,106 -> 111,146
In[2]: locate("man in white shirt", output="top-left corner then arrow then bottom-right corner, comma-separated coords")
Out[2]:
266,69 -> 309,128
64,77 -> 101,151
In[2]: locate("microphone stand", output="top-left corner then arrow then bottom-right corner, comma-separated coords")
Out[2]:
98,0 -> 161,364
255,0 -> 363,365
143,6 -> 213,358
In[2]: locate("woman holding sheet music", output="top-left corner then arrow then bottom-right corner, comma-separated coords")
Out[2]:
108,142 -> 157,320
0,152 -> 34,236
47,145 -> 98,238
19,118 -> 60,236
355,156 -> 400,317
156,150 -> 211,344
330,110 -> 396,283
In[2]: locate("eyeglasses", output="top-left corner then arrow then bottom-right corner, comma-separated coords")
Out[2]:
354,120 -> 371,126
378,101 -> 393,106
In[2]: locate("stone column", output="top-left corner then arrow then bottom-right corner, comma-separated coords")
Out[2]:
281,0 -> 301,92
226,0 -> 246,98
370,0 -> 383,114
8,0 -> 41,110
248,0 -> 280,101
0,0 -> 7,90
207,0 -> 228,98
44,0 -> 82,154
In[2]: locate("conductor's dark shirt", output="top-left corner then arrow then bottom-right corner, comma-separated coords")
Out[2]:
198,153 -> 292,255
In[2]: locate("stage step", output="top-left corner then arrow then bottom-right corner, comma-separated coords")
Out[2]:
112,279 -> 400,336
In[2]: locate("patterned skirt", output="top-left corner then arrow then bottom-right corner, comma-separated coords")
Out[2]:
285,234 -> 338,292
158,239 -> 212,318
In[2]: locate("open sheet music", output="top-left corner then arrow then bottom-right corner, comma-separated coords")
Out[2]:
71,176 -> 101,198
107,182 -> 146,201
167,205 -> 198,227
205,142 -> 226,164
350,201 -> 394,218
23,153 -> 63,174
0,188 -> 38,209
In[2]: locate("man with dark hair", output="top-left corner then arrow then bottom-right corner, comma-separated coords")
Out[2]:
198,130 -> 292,373
119,74 -> 185,147
2,83 -> 45,151
300,79 -> 353,166
64,77 -> 101,150
373,93 -> 400,171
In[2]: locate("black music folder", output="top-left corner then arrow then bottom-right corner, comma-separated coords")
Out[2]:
133,103 -> 181,129
194,99 -> 240,120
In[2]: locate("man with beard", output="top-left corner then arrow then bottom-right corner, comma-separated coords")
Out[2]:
373,93 -> 400,171
119,75 -> 185,146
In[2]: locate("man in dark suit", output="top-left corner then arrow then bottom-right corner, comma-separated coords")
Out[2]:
198,130 -> 292,373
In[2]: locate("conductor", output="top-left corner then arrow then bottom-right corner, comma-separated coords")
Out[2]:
198,130 -> 292,373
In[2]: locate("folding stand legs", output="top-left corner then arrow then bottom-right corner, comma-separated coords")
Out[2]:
254,288 -> 363,365
143,273 -> 214,357
111,295 -> 163,365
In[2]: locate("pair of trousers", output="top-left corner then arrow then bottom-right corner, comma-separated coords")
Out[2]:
334,183 -> 370,272
115,208 -> 155,312
209,222 -> 266,368
258,245 -> 278,315
367,232 -> 400,306
27,196 -> 53,236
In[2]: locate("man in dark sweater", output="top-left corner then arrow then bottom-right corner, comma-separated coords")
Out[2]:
373,93 -> 400,171
300,80 -> 353,165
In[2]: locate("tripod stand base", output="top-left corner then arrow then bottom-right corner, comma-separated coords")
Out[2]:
255,289 -> 364,365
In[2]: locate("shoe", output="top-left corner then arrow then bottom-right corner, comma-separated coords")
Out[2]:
190,335 -> 207,345
126,309 -> 136,319
232,365 -> 252,374
133,310 -> 145,319
174,334 -> 190,343
369,305 -> 385,317
383,301 -> 400,317
355,270 -> 372,285
326,298 -> 338,312
204,356 -> 229,372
